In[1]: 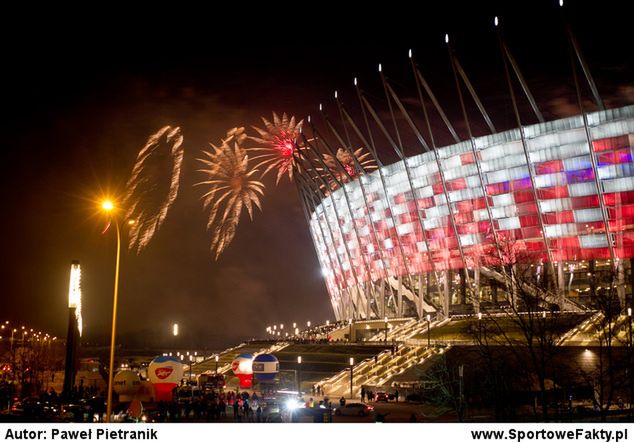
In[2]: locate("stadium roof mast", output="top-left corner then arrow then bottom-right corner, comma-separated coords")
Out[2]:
308,108 -> 416,319
332,88 -> 444,317
318,99 -> 404,318
303,116 -> 377,319
336,85 -> 447,318
495,15 -> 555,275
446,36 -> 497,135
295,130 -> 367,320
379,64 -> 469,298
559,0 -> 604,112
379,70 -> 450,313
446,33 -> 506,270
494,16 -> 545,124
559,0 -> 614,263
406,50 -> 470,278
292,144 -> 357,320
409,53 -> 461,144
293,172 -> 345,319
351,82 -> 434,318
360,74 -> 458,317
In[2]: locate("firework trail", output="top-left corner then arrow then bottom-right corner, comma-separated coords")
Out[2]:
197,132 -> 265,259
124,125 -> 184,253
249,112 -> 303,184
319,147 -> 377,190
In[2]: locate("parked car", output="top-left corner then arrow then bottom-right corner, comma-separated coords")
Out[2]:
375,391 -> 392,402
8,398 -> 59,421
60,404 -> 94,423
334,402 -> 374,416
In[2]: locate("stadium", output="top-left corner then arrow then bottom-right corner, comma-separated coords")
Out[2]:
295,46 -> 634,321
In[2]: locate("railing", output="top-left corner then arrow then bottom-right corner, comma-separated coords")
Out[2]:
317,343 -> 448,397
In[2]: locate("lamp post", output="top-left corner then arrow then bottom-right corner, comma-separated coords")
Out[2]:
101,199 -> 121,423
625,304 -> 632,342
297,356 -> 302,395
349,357 -> 354,399
426,314 -> 431,347
627,307 -> 634,411
458,364 -> 464,420
215,355 -> 219,374
349,319 -> 353,343
189,355 -> 193,382
384,317 -> 388,342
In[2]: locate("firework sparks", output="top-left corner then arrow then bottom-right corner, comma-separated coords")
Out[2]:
319,147 -> 376,190
196,135 -> 265,259
124,125 -> 184,253
249,112 -> 303,184
225,126 -> 248,145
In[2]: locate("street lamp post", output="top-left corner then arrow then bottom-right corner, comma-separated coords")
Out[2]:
426,314 -> 431,347
458,364 -> 464,420
477,312 -> 483,342
102,200 -> 121,423
349,319 -> 353,343
215,355 -> 219,374
297,356 -> 302,395
384,317 -> 388,342
627,307 -> 634,412
349,357 -> 354,399
627,307 -> 632,347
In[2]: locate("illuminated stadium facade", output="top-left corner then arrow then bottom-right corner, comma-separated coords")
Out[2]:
292,17 -> 634,321
301,106 -> 634,321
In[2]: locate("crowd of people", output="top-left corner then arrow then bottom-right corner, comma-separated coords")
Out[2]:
154,389 -> 271,422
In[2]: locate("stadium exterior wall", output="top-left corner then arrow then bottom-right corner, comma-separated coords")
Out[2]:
307,105 -> 634,321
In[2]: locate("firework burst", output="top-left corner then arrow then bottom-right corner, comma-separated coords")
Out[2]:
124,125 -> 184,253
196,135 -> 265,259
319,147 -> 376,190
249,112 -> 303,184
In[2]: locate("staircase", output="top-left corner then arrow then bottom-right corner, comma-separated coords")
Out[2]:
316,344 -> 446,398
368,318 -> 416,342
368,317 -> 449,342
191,341 -> 291,376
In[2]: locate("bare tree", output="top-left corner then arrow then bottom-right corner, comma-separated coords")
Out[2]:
420,352 -> 466,422
466,239 -> 574,421
575,264 -> 627,421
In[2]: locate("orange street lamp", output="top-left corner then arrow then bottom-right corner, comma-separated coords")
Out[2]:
101,199 -> 121,423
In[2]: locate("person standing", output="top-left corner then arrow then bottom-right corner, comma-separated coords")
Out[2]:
233,400 -> 240,422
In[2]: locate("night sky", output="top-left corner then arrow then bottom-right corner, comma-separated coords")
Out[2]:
1,2 -> 631,350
